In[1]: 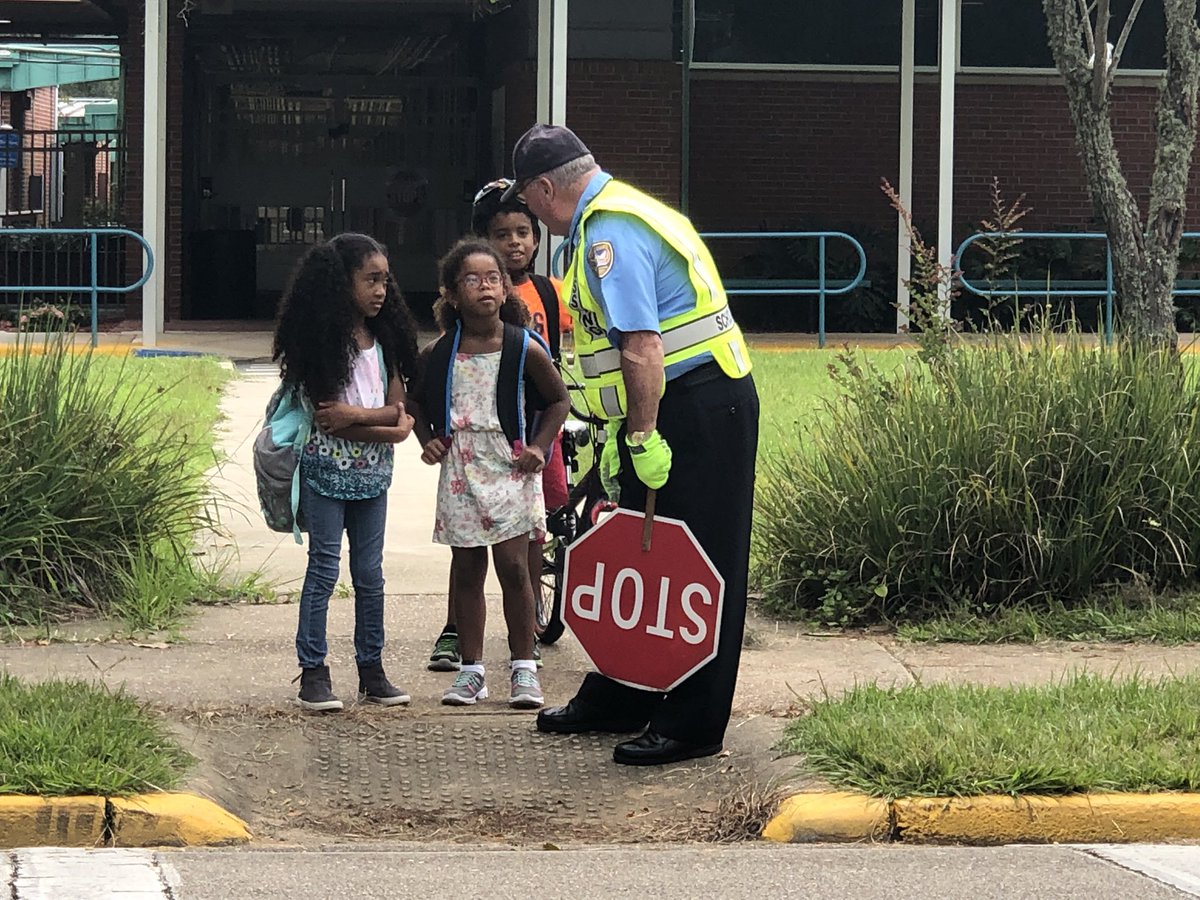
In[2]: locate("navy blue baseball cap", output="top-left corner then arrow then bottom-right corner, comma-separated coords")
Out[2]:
501,124 -> 591,201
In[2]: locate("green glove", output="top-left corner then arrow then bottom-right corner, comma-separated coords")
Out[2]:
626,429 -> 672,490
599,427 -> 622,502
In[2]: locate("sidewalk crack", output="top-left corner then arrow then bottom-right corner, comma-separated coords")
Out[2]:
873,639 -> 919,685
154,857 -> 178,900
9,851 -> 18,900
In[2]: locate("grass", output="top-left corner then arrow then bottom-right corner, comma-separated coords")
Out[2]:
0,673 -> 193,796
750,346 -> 905,459
896,590 -> 1200,644
781,672 -> 1200,798
89,353 -> 233,475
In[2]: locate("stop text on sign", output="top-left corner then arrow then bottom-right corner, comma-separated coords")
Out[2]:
570,562 -> 714,644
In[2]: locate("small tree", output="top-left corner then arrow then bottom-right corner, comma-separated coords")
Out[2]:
1043,0 -> 1200,350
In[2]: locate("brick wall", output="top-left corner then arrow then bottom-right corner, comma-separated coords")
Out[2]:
121,0 -> 186,321
5,87 -> 59,214
502,59 -> 681,204
688,75 -> 1195,251
498,67 -> 1180,266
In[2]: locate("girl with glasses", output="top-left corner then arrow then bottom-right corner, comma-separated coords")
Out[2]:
413,239 -> 569,708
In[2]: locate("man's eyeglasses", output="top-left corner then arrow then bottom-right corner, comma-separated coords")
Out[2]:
458,272 -> 504,290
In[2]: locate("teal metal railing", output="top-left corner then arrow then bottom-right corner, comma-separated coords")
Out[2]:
956,231 -> 1200,345
551,231 -> 868,348
0,227 -> 154,347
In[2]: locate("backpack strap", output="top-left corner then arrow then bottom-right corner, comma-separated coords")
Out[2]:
530,274 -> 561,361
288,386 -> 313,545
497,322 -> 529,446
425,324 -> 542,448
421,329 -> 458,439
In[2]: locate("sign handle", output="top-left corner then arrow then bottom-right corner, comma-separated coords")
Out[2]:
641,489 -> 657,552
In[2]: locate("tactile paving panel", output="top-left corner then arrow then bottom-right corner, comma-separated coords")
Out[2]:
308,715 -> 653,826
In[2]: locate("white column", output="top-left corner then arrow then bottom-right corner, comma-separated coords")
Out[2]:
536,0 -> 568,275
896,0 -> 915,331
936,0 -> 958,314
141,0 -> 167,347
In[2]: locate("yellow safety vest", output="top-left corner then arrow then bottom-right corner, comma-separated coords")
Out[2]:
561,180 -> 752,420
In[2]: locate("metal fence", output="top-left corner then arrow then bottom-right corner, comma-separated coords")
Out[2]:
0,228 -> 153,346
956,231 -> 1200,344
0,129 -> 124,229
551,230 -> 868,348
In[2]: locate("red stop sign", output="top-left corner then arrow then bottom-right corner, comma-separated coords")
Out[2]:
562,509 -> 725,692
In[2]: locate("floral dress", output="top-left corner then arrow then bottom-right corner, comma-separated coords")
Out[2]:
433,350 -> 545,547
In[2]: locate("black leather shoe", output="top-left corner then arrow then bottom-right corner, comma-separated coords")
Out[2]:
536,700 -> 645,735
612,730 -> 723,766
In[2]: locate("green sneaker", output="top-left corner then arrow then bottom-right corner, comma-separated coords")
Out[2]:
533,641 -> 544,670
428,632 -> 461,672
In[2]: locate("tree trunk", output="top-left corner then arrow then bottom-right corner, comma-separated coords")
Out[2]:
1043,0 -> 1200,351
1140,0 -> 1200,350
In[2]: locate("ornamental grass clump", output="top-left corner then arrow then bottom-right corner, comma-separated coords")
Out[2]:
755,330 -> 1200,625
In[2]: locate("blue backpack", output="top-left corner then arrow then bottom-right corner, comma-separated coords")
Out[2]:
253,383 -> 313,543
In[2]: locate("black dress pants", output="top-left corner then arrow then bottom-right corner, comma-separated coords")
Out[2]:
572,363 -> 759,745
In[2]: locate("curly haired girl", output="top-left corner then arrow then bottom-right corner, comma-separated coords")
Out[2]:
272,232 -> 420,712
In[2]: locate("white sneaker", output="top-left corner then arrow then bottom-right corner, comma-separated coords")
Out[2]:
442,670 -> 488,705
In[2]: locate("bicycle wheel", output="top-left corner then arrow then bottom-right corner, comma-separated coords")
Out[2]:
537,535 -> 567,645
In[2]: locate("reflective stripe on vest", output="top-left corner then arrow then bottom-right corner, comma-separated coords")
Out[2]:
578,307 -> 738,378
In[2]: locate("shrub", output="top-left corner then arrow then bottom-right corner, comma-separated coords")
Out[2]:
755,331 -> 1200,625
0,332 -> 216,623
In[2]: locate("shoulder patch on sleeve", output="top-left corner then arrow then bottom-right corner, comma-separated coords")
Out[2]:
587,241 -> 614,278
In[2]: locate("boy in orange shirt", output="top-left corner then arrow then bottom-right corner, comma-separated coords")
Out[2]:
427,178 -> 573,672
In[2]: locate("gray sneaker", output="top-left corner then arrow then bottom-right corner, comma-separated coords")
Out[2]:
442,670 -> 488,705
509,667 -> 544,709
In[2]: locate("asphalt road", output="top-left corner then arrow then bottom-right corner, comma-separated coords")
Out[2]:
9,843 -> 1200,899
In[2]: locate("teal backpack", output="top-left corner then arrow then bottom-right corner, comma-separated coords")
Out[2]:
253,383 -> 313,543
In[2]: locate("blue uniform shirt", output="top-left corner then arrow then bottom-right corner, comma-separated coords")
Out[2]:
567,171 -> 711,380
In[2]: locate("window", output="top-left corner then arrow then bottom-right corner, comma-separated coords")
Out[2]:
678,1 -> 1193,73
255,206 -> 325,245
683,0 -> 940,68
960,0 -> 1188,71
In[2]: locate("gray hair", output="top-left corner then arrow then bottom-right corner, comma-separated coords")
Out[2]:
543,154 -> 597,190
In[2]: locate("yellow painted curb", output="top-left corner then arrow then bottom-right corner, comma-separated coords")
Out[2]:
109,793 -> 251,847
0,343 -> 132,357
893,793 -> 1200,845
0,796 -> 108,848
763,791 -> 1200,844
761,791 -> 891,843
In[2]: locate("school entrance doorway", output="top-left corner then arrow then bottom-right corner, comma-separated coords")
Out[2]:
183,7 -> 484,320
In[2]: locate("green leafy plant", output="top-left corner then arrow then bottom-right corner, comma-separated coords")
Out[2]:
882,178 -> 959,372
0,333 -> 225,624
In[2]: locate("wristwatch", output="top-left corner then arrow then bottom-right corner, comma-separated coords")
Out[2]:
626,430 -> 653,452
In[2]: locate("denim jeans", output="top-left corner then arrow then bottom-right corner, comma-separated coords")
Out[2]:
295,482 -> 388,670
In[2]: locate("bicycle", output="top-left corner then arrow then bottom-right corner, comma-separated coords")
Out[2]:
536,397 -> 614,645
